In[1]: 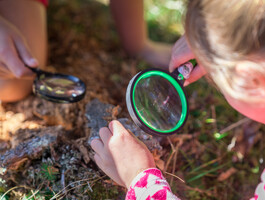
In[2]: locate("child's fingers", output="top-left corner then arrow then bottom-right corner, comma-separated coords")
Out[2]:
108,120 -> 128,136
184,64 -> 207,86
94,153 -> 103,168
90,138 -> 104,154
14,35 -> 39,67
99,127 -> 112,145
0,38 -> 32,78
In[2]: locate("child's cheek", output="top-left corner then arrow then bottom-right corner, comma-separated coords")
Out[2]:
224,93 -> 265,124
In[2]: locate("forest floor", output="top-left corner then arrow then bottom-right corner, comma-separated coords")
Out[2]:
0,1 -> 264,199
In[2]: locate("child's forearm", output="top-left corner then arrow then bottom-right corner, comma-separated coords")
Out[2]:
0,0 -> 47,102
109,0 -> 146,55
126,168 -> 181,200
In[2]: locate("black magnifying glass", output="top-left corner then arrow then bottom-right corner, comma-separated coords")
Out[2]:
26,66 -> 86,103
126,59 -> 196,136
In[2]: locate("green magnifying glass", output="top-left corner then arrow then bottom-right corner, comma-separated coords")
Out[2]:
126,59 -> 197,136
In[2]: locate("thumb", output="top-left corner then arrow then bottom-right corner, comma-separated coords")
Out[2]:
169,35 -> 194,73
108,120 -> 129,137
14,36 -> 39,67
169,54 -> 194,73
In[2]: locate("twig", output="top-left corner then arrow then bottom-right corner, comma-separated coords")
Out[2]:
56,176 -> 105,200
164,137 -> 184,185
0,186 -> 20,200
164,171 -> 185,183
61,169 -> 66,196
220,118 -> 250,134
165,137 -> 176,172
25,183 -> 44,199
51,178 -> 95,199
47,184 -> 56,198
83,181 -> 93,194
51,175 -> 106,200
0,185 -> 33,200
0,100 -> 3,136
26,189 -> 40,200
57,182 -> 89,200
170,140 -> 182,186
185,185 -> 214,197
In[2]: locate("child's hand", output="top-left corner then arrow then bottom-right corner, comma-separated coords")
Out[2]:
0,16 -> 38,79
91,120 -> 156,189
169,35 -> 206,86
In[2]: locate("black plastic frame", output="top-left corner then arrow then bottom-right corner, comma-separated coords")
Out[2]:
126,68 -> 189,137
32,72 -> 86,103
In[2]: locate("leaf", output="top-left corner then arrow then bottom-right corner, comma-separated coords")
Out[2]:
217,167 -> 237,181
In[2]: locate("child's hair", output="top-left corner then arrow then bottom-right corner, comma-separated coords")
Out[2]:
185,0 -> 265,102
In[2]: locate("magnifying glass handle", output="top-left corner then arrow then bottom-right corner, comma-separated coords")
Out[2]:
25,65 -> 42,75
172,59 -> 197,85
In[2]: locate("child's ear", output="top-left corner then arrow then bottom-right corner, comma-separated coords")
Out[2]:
235,60 -> 257,73
235,60 -> 264,87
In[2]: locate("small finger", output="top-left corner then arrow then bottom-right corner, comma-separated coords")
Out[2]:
90,138 -> 104,154
99,127 -> 112,145
169,54 -> 193,73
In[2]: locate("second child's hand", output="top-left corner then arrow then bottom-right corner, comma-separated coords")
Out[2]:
0,15 -> 38,79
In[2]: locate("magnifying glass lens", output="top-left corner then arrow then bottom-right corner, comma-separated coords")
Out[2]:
134,75 -> 183,132
35,76 -> 85,98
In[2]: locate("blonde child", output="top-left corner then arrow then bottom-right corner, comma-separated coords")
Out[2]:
91,0 -> 265,199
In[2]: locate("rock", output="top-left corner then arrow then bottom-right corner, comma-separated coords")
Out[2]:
85,99 -> 120,141
85,99 -> 162,151
117,118 -> 162,151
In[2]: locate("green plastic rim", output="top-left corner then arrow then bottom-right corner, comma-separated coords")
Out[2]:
132,70 -> 188,133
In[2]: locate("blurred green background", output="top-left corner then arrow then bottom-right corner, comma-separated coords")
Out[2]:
145,0 -> 186,42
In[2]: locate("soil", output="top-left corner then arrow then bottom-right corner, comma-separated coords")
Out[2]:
0,1 -> 264,200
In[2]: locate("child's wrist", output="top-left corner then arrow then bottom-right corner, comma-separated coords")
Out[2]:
126,167 -> 159,189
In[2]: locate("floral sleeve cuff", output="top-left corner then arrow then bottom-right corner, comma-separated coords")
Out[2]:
126,168 -> 180,200
250,169 -> 265,200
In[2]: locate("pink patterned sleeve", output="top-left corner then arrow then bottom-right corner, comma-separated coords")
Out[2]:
126,168 -> 265,200
126,168 -> 180,200
250,169 -> 265,200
